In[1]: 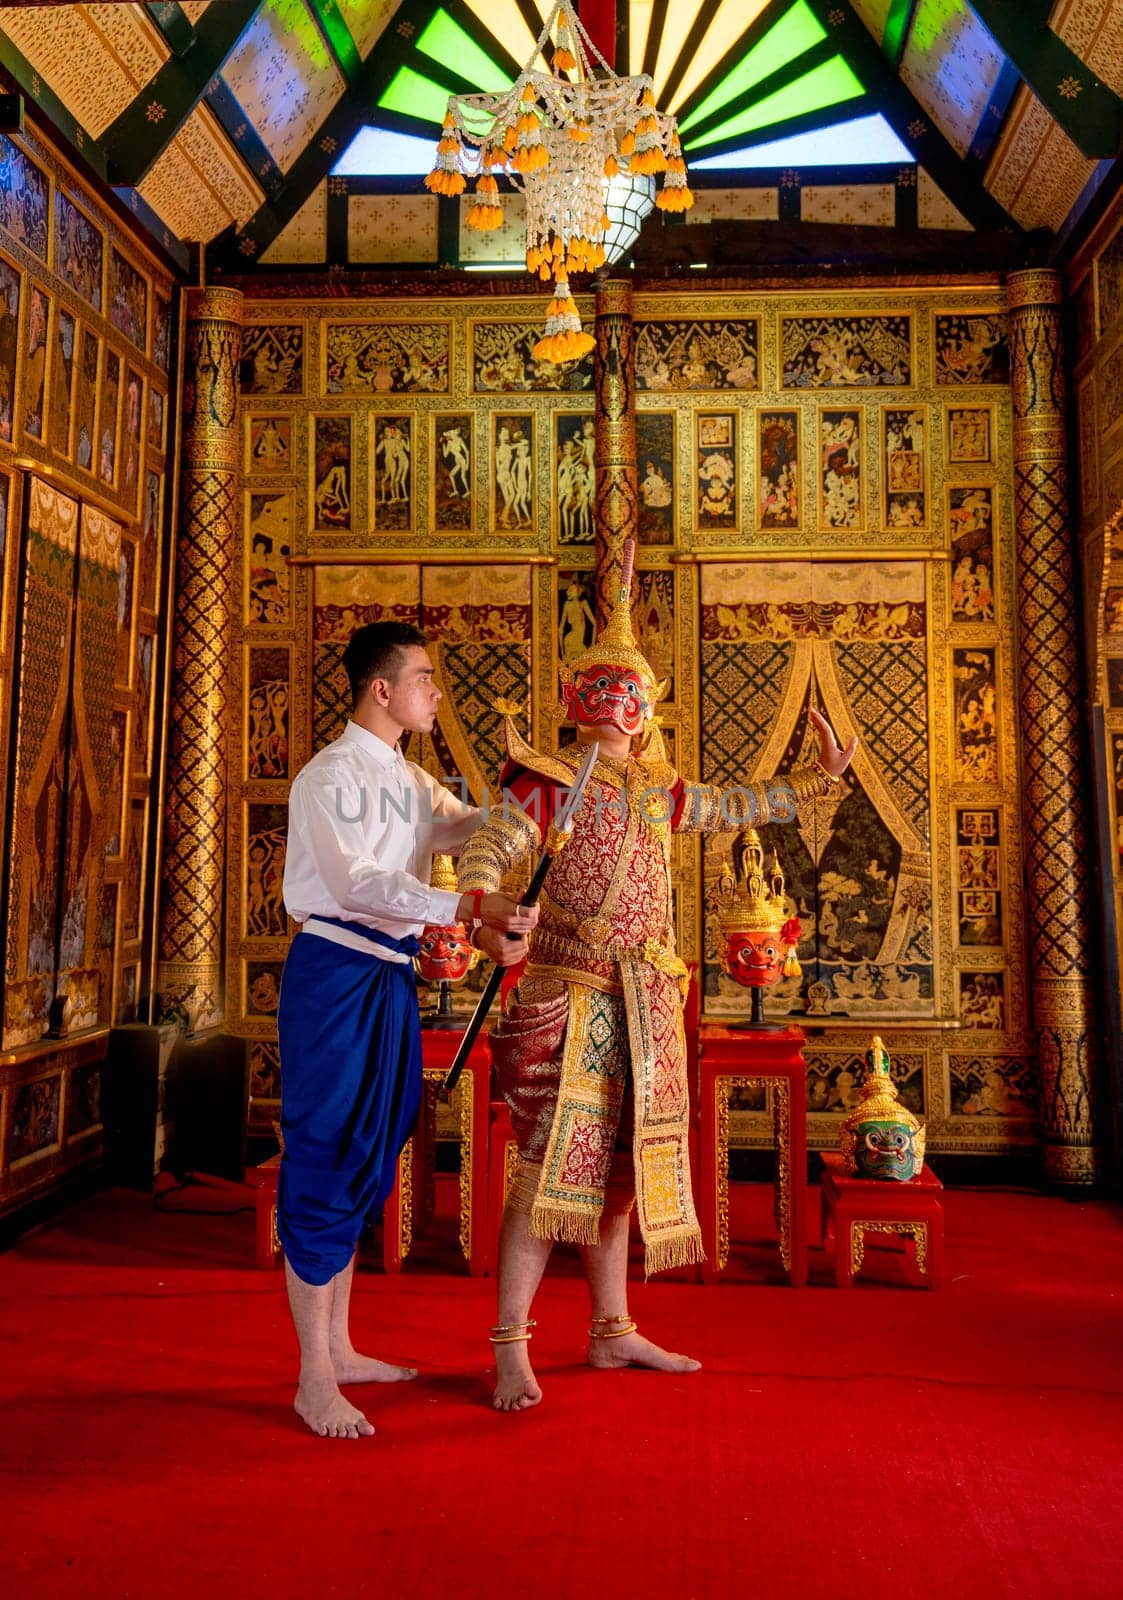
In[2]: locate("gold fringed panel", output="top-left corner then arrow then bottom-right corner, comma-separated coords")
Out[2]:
310,563 -> 420,754
156,287 -> 243,1030
698,556 -> 936,1024
1008,269 -> 1100,1186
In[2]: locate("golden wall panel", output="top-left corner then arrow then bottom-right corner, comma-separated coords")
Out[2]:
230,281 -> 1030,1157
0,116 -> 174,1216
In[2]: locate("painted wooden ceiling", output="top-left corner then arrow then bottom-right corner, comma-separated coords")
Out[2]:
0,0 -> 1120,271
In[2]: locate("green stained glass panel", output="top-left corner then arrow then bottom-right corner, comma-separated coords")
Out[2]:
685,56 -> 864,148
378,66 -> 457,126
417,10 -> 514,93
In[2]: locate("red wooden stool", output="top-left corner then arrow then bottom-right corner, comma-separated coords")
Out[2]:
419,1031 -> 492,1276
246,1133 -> 423,1274
820,1152 -> 944,1288
697,1026 -> 809,1286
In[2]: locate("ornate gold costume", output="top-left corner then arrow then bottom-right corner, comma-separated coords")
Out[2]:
458,718 -> 836,1274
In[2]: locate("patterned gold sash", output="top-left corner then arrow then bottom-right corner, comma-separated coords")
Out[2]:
528,945 -> 703,1276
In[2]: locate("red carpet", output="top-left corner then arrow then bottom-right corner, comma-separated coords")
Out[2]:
3,1179 -> 1122,1600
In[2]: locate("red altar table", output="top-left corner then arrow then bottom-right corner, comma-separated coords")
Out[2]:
418,1029 -> 492,1277
245,1027 -> 492,1275
246,1133 -> 423,1274
820,1152 -> 944,1288
697,1025 -> 809,1286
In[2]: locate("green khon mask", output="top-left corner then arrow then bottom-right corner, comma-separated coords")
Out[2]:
839,1035 -> 926,1182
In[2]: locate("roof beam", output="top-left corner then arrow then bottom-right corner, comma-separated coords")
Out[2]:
208,0 -> 435,272
965,55 -> 1019,170
144,2 -> 196,57
881,0 -> 917,70
306,0 -> 363,89
800,0 -> 1018,232
964,1 -> 1123,158
101,0 -> 262,186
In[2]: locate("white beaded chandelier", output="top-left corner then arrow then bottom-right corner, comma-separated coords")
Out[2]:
427,0 -> 692,361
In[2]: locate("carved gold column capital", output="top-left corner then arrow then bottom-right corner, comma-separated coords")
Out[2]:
1005,268 -> 1063,313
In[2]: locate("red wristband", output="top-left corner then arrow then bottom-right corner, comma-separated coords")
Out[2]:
469,889 -> 485,928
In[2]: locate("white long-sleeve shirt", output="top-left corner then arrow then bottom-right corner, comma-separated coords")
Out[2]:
282,720 -> 479,962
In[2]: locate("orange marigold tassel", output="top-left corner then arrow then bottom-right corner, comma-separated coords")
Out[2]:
781,917 -> 803,979
532,277 -> 595,364
655,134 -> 693,212
425,111 -> 466,195
553,8 -> 577,72
465,173 -> 503,231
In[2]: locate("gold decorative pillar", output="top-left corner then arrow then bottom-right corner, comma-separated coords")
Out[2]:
156,286 -> 242,1028
1008,268 -> 1100,1185
593,277 -> 638,621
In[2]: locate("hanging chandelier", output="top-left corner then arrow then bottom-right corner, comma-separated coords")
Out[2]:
426,0 -> 693,363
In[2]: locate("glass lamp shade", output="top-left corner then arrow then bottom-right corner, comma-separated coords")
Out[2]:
602,173 -> 655,264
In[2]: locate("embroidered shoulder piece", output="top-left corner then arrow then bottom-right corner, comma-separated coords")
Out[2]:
504,718 -> 584,786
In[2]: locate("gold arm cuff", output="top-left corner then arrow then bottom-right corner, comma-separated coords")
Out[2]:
786,761 -> 839,807
457,807 -> 542,893
674,780 -> 774,833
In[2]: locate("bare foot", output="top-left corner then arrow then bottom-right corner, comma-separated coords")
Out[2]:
492,1340 -> 543,1412
294,1374 -> 375,1439
587,1329 -> 701,1374
332,1346 -> 418,1385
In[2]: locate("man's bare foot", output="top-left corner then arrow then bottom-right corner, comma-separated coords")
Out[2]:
294,1374 -> 375,1438
587,1328 -> 701,1374
492,1340 -> 543,1412
331,1345 -> 418,1385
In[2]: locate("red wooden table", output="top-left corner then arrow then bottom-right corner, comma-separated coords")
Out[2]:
820,1151 -> 944,1288
245,1027 -> 492,1275
697,1025 -> 809,1286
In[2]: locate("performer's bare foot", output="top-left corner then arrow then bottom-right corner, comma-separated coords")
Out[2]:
492,1341 -> 543,1412
587,1328 -> 701,1375
294,1374 -> 375,1438
331,1343 -> 418,1385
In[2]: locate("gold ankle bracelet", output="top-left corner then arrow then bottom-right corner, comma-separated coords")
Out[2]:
489,1319 -> 537,1345
589,1314 -> 637,1339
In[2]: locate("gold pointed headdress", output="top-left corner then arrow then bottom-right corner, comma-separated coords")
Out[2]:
559,538 -> 666,697
713,829 -> 788,935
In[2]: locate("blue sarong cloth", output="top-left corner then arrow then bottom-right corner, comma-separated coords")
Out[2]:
277,923 -> 422,1286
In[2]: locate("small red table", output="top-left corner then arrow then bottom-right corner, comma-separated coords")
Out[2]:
246,1133 -> 422,1274
486,1098 -> 519,1275
419,1029 -> 492,1276
248,1031 -> 492,1275
697,1026 -> 809,1286
820,1152 -> 944,1288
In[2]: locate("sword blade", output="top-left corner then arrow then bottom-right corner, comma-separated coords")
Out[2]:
554,738 -> 600,835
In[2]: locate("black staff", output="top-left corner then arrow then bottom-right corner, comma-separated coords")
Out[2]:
442,739 -> 600,1096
